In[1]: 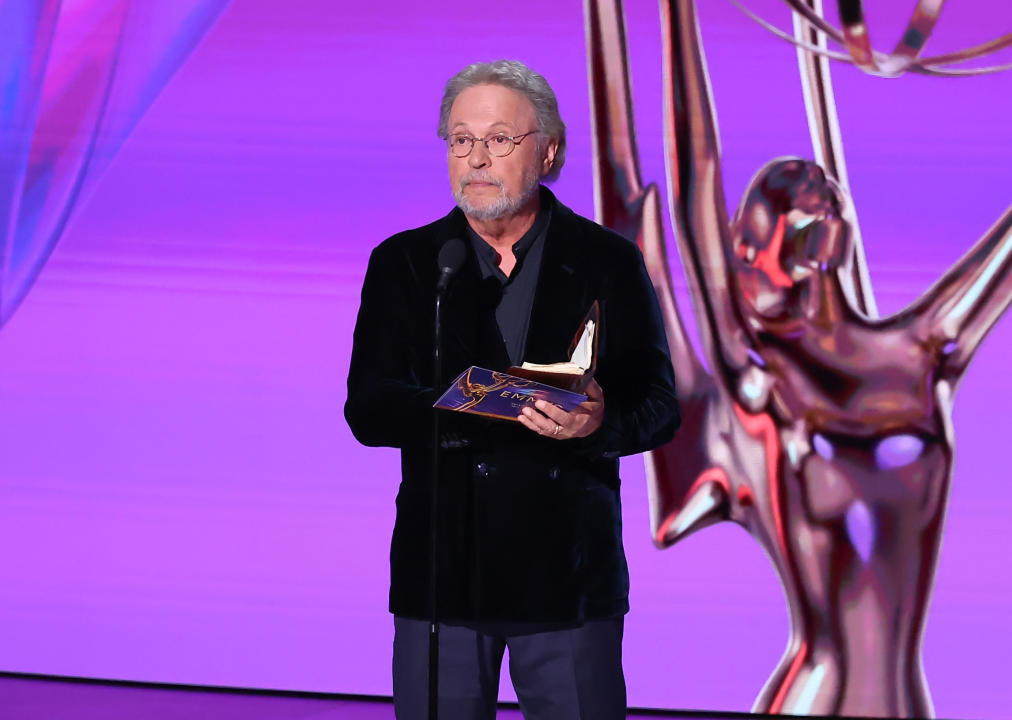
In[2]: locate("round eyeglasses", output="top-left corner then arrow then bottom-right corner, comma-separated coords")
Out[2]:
446,130 -> 538,158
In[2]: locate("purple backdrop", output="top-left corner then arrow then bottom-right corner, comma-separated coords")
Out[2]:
1,0 -> 1010,716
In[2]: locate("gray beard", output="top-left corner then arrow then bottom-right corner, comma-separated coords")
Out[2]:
454,170 -> 541,221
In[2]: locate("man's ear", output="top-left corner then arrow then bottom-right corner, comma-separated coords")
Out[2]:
541,139 -> 559,175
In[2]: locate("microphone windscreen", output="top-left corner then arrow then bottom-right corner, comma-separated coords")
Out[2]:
438,237 -> 467,275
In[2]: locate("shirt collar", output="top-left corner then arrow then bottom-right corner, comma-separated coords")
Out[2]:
465,194 -> 551,265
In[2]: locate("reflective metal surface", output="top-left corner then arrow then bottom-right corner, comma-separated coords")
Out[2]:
584,0 -> 1012,715
736,0 -> 1012,76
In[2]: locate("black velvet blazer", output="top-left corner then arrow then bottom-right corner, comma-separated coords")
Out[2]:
345,188 -> 680,623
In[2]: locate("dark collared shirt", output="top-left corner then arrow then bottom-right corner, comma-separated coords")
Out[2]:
466,203 -> 552,366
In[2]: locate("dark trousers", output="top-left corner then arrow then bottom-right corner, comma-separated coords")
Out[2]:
392,616 -> 627,720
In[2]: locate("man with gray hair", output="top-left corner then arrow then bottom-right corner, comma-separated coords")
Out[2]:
346,60 -> 680,719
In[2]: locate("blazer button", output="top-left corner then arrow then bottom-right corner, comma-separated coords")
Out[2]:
475,462 -> 489,478
548,467 -> 561,481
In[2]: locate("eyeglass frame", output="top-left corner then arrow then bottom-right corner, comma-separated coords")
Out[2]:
444,130 -> 539,158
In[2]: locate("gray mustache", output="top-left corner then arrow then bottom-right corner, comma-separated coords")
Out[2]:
461,172 -> 504,189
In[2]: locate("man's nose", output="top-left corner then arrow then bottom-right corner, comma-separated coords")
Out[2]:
468,142 -> 491,168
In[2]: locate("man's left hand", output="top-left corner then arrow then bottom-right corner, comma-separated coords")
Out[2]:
518,378 -> 604,440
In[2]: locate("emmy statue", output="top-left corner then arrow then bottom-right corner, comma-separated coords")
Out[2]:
584,0 -> 1012,715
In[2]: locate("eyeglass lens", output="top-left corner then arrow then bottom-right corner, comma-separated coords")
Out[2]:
448,134 -> 516,158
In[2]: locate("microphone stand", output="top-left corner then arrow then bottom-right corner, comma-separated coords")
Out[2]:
428,238 -> 464,720
429,270 -> 450,720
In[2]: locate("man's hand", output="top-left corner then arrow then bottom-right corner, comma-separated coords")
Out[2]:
517,378 -> 604,440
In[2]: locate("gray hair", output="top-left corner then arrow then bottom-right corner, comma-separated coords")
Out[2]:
438,60 -> 567,183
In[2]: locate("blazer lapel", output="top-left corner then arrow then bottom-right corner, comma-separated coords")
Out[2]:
523,194 -> 594,366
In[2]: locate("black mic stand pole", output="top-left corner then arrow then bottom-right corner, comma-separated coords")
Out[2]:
429,276 -> 446,720
428,237 -> 464,720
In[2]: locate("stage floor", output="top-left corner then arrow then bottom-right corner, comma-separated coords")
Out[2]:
0,674 -> 725,720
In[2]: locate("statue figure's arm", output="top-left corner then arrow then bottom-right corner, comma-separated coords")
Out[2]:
585,0 -> 706,393
659,0 -> 755,384
586,0 -> 736,549
584,0 -> 643,234
900,204 -> 1012,378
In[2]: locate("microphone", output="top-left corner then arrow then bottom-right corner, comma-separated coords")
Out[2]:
436,238 -> 466,294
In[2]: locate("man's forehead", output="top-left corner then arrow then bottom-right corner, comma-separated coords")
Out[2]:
448,83 -> 536,130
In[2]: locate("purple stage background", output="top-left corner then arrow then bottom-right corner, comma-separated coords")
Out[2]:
1,0 -> 1010,716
